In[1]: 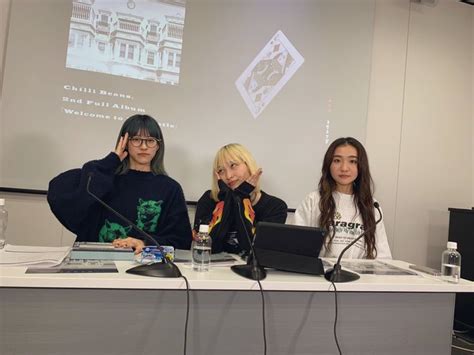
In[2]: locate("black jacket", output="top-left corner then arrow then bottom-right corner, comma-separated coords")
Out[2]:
194,181 -> 287,254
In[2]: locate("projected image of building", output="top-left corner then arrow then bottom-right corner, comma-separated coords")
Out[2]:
66,0 -> 185,85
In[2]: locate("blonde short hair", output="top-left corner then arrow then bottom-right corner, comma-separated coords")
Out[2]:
210,143 -> 261,201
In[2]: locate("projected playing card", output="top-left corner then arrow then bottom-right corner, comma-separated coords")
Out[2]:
235,30 -> 304,118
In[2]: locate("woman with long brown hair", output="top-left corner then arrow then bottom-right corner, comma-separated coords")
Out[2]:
294,137 -> 391,259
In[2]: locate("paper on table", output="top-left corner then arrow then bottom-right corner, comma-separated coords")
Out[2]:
339,260 -> 417,275
0,244 -> 71,267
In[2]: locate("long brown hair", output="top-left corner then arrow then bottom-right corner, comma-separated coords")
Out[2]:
318,137 -> 377,258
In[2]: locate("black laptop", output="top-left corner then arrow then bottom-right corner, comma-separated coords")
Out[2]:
253,222 -> 325,275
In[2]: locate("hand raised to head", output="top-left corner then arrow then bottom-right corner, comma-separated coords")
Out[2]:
114,132 -> 129,161
246,168 -> 262,187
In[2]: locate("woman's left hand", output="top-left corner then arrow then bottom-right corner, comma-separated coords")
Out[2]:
246,168 -> 263,187
112,237 -> 145,254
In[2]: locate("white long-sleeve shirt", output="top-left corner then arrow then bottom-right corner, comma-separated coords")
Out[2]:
294,191 -> 392,259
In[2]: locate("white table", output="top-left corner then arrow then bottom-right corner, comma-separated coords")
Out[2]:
1,259 -> 473,355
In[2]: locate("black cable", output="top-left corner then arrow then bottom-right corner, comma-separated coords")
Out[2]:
331,280 -> 342,355
256,278 -> 267,355
327,203 -> 383,353
454,319 -> 474,332
452,344 -> 474,353
236,198 -> 267,355
181,275 -> 190,355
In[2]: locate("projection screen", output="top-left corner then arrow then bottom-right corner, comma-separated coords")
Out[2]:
0,0 -> 375,208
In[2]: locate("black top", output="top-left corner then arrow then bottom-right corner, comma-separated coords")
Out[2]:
47,153 -> 192,249
194,181 -> 287,254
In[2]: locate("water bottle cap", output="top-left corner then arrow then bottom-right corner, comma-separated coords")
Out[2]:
447,241 -> 457,249
0,199 -> 4,206
199,224 -> 209,233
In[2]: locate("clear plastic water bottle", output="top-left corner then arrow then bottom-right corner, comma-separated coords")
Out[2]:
0,199 -> 8,249
192,224 -> 212,272
441,241 -> 461,283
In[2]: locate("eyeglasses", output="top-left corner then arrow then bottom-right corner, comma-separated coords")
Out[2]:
129,136 -> 160,148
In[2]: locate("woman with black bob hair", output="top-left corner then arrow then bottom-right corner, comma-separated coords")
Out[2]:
115,114 -> 167,175
294,137 -> 391,259
48,114 -> 192,253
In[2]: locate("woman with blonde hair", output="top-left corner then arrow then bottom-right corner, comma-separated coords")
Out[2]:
194,143 -> 287,255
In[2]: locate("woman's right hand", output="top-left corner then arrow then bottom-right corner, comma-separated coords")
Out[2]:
114,132 -> 129,161
112,236 -> 145,254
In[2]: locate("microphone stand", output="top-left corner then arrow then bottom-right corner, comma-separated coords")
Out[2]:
230,196 -> 267,281
324,202 -> 382,283
86,175 -> 182,278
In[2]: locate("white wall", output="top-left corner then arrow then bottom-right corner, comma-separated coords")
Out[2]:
0,0 -> 9,88
366,0 -> 410,256
0,0 -> 11,185
1,0 -> 473,268
367,0 -> 472,267
395,0 -> 472,267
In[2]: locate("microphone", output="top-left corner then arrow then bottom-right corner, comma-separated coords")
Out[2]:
230,195 -> 267,281
86,174 -> 182,278
324,202 -> 382,283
